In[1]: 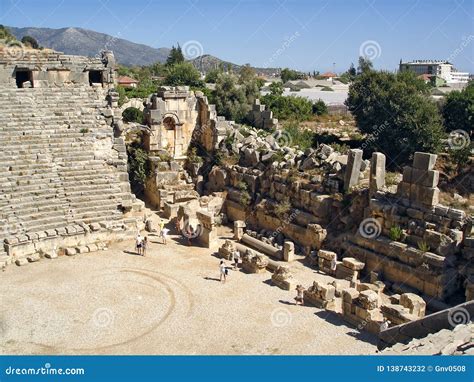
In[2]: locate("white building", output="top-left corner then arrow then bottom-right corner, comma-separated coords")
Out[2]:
399,60 -> 470,85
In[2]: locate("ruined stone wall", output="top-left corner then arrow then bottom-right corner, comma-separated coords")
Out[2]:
247,99 -> 279,130
0,49 -> 116,88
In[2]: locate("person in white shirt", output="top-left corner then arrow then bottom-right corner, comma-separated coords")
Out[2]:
136,234 -> 143,255
161,228 -> 170,245
232,250 -> 241,270
219,260 -> 228,283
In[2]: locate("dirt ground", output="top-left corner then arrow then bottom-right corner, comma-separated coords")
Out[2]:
0,222 -> 377,355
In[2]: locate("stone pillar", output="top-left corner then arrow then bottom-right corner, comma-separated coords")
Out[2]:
344,149 -> 363,191
370,152 -> 386,195
283,241 -> 295,262
233,220 -> 246,241
196,211 -> 217,248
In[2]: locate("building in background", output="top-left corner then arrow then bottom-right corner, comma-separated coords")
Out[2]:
399,60 -> 470,85
117,75 -> 139,88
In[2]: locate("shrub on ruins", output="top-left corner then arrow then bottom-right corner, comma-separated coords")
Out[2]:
127,142 -> 150,194
442,81 -> 474,134
21,35 -> 39,49
163,62 -> 204,88
274,196 -> 292,220
269,81 -> 284,96
214,73 -> 249,121
389,225 -> 404,242
122,107 -> 144,123
346,70 -> 444,167
282,121 -> 315,151
261,94 -> 313,121
312,99 -> 328,116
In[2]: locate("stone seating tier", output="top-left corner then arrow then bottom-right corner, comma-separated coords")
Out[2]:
0,86 -> 134,260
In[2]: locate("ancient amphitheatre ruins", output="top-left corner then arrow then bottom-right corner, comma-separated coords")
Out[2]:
0,47 -> 472,356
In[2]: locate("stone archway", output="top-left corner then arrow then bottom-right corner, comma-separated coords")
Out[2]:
161,113 -> 183,158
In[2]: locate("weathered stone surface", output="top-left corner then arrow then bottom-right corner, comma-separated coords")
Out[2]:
370,152 -> 385,194
344,149 -> 363,191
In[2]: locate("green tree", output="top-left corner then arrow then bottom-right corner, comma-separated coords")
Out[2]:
348,63 -> 356,77
214,73 -> 248,121
21,35 -> 39,49
239,64 -> 256,83
442,81 -> 474,134
269,81 -> 284,96
166,44 -> 184,66
312,99 -> 328,115
127,142 -> 150,195
0,25 -> 16,42
163,62 -> 203,87
357,56 -> 373,75
205,68 -> 221,83
346,70 -> 444,166
122,107 -> 144,123
261,93 -> 313,121
280,68 -> 302,83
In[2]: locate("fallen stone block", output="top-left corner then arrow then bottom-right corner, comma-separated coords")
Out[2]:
15,258 -> 28,266
26,254 -> 40,262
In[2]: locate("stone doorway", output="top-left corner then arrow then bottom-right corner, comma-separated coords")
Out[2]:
15,69 -> 32,88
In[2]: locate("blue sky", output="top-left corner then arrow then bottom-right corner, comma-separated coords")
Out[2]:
1,0 -> 473,72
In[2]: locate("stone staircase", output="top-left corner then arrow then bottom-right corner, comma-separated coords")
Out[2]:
0,86 -> 137,262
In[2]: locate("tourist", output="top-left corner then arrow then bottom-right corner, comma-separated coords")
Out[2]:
161,227 -> 170,245
159,219 -> 165,234
232,249 -> 240,270
175,217 -> 181,233
219,260 -> 227,283
294,284 -> 305,305
186,225 -> 194,246
136,233 -> 143,255
142,236 -> 148,256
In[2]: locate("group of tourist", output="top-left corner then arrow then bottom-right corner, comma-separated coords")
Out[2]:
135,218 -> 171,256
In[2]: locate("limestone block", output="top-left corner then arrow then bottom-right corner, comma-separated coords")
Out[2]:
45,252 -> 58,259
283,241 -> 295,262
358,290 -> 379,310
271,266 -> 295,290
318,249 -> 337,261
370,152 -> 386,193
344,149 -> 363,191
65,247 -> 78,256
342,288 -> 359,303
336,264 -> 358,281
27,254 -> 40,262
413,152 -> 437,171
400,293 -> 426,317
342,257 -> 365,271
15,258 -> 28,266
